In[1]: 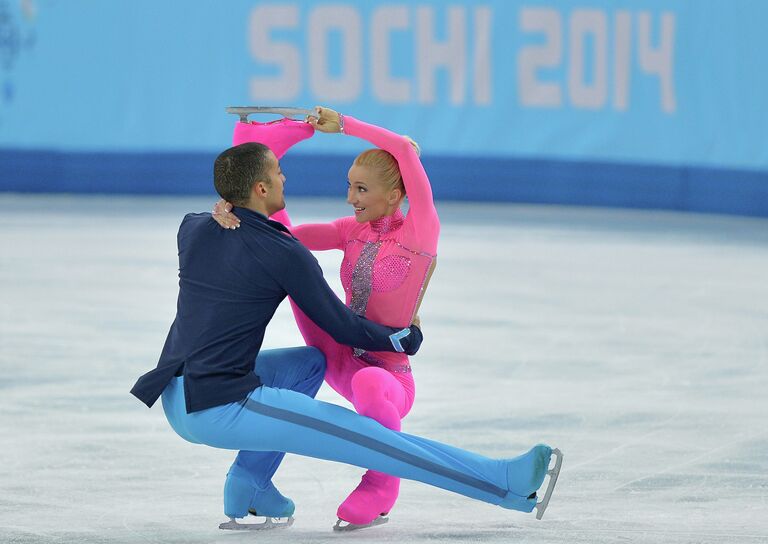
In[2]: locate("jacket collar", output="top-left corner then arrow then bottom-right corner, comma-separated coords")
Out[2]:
232,207 -> 292,236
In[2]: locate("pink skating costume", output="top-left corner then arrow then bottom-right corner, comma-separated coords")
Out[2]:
232,116 -> 440,525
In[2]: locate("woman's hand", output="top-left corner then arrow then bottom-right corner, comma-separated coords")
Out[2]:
309,106 -> 342,133
212,199 -> 241,229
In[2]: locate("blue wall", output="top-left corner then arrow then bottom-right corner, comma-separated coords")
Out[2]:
1,1 -> 767,216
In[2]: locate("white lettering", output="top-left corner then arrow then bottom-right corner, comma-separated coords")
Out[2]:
613,11 -> 632,111
416,6 -> 467,104
371,6 -> 410,103
248,5 -> 300,101
247,4 -> 495,106
517,8 -> 562,107
518,7 -> 676,113
473,6 -> 492,105
568,9 -> 607,109
638,12 -> 676,113
308,6 -> 362,102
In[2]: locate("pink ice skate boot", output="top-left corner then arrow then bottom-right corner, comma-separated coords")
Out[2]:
333,470 -> 400,531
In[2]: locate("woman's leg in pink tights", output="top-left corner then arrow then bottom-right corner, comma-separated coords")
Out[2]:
337,367 -> 412,526
350,367 -> 407,431
285,287 -> 412,526
232,118 -> 313,157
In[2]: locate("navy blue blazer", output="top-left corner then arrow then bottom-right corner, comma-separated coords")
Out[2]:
131,207 -> 420,413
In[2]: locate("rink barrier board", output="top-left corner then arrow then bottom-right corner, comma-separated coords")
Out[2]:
1,149 -> 767,217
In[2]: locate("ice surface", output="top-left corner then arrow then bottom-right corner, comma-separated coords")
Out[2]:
1,194 -> 767,543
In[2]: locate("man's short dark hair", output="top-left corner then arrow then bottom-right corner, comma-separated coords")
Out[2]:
213,142 -> 272,206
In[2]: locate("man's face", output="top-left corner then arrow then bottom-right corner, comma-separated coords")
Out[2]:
262,151 -> 286,215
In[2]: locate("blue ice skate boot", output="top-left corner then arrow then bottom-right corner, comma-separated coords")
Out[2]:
499,444 -> 551,512
223,470 -> 295,519
499,444 -> 563,520
248,481 -> 295,518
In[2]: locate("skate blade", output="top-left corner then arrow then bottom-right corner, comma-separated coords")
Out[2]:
225,106 -> 319,122
333,515 -> 389,532
219,516 -> 294,531
535,448 -> 563,520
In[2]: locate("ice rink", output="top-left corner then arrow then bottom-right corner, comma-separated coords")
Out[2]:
1,194 -> 767,544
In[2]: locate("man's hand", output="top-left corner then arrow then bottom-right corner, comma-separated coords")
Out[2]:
212,199 -> 241,229
308,106 -> 342,134
403,323 -> 423,356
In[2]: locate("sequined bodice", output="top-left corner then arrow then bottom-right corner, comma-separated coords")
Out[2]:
341,210 -> 414,317
338,209 -> 432,359
342,251 -> 412,300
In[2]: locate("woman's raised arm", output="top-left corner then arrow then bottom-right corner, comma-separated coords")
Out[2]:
311,108 -> 439,247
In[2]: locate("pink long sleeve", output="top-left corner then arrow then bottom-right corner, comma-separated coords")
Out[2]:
343,116 -> 439,253
270,211 -> 345,251
289,218 -> 354,251
270,210 -> 350,251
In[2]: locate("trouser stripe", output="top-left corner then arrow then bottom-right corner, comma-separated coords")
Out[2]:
244,399 -> 507,498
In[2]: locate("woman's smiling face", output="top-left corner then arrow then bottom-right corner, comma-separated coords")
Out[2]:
346,164 -> 398,223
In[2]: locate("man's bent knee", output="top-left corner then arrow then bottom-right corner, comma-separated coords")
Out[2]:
300,346 -> 326,377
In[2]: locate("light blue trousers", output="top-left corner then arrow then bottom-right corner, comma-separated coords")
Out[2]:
161,347 -> 546,513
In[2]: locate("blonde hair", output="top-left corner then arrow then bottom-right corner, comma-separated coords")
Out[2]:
353,136 -> 420,197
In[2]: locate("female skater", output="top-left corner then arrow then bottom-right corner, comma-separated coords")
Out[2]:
214,107 -> 439,529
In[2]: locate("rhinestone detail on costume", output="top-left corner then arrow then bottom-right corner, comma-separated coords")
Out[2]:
370,208 -> 404,234
358,351 -> 412,373
372,255 -> 411,292
350,240 -> 382,357
341,254 -> 412,294
350,241 -> 382,316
